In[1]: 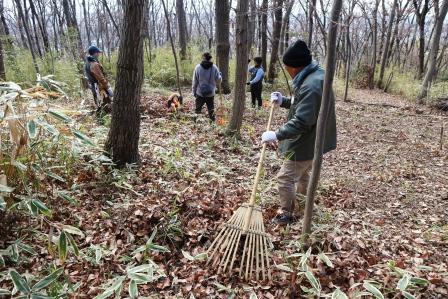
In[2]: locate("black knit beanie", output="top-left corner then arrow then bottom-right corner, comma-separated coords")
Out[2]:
282,39 -> 312,68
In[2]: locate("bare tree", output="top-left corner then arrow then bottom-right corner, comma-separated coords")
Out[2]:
227,0 -> 249,136
105,0 -> 146,166
418,0 -> 448,101
267,0 -> 283,83
260,0 -> 268,70
215,0 -> 231,94
279,0 -> 295,55
413,0 -> 430,79
14,0 -> 39,73
377,0 -> 398,88
176,0 -> 188,60
303,0 -> 342,238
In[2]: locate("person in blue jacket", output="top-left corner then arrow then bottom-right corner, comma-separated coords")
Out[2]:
247,57 -> 265,108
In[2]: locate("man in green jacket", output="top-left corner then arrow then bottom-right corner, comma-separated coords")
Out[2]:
262,39 -> 337,225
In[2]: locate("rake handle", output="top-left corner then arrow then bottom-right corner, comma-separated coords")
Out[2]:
242,104 -> 275,233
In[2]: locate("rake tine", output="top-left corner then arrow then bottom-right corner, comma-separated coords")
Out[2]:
257,216 -> 266,281
245,215 -> 256,280
261,216 -> 272,281
255,214 -> 262,280
220,208 -> 245,273
207,208 -> 241,265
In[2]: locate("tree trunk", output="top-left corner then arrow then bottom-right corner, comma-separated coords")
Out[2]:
105,0 -> 146,167
161,0 -> 182,97
370,0 -> 380,89
176,0 -> 188,60
279,0 -> 294,55
215,0 -> 231,94
413,0 -> 430,79
102,0 -> 120,39
377,0 -> 397,88
227,0 -> 249,136
308,0 -> 317,48
343,17 -> 351,102
302,0 -> 342,239
82,0 -> 92,45
247,0 -> 256,55
261,0 -> 268,70
0,31 -> 5,80
267,0 -> 283,83
62,0 -> 82,56
28,0 -> 49,52
418,0 -> 448,102
14,0 -> 40,73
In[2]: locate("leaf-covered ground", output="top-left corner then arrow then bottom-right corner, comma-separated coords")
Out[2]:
2,87 -> 447,298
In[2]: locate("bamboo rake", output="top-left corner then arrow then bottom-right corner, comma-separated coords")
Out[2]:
207,104 -> 275,281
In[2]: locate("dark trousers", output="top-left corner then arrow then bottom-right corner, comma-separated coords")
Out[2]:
195,96 -> 215,121
251,83 -> 263,108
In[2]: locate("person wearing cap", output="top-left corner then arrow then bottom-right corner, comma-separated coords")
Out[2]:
247,57 -> 265,108
261,39 -> 337,225
192,52 -> 222,122
85,45 -> 113,106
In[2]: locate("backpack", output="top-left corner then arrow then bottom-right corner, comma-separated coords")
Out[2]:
199,66 -> 214,96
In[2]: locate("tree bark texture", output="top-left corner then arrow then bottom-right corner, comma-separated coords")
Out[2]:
267,0 -> 283,83
377,0 -> 398,88
418,0 -> 448,101
176,0 -> 188,59
302,0 -> 342,238
105,0 -> 146,166
227,0 -> 249,136
215,0 -> 231,94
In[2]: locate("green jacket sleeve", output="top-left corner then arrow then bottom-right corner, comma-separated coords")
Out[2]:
280,96 -> 292,109
275,85 -> 321,140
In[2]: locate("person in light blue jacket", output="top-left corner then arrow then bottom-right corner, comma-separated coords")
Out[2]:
247,57 -> 265,108
192,52 -> 222,122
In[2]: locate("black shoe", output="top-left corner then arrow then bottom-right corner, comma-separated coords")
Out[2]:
272,214 -> 294,226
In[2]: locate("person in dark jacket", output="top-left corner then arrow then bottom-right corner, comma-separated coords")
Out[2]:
85,46 -> 113,107
192,52 -> 222,122
261,39 -> 337,225
247,57 -> 265,108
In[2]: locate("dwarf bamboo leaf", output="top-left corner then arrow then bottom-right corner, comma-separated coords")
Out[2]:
12,160 -> 27,171
305,270 -> 321,293
73,131 -> 95,146
318,252 -> 334,268
31,268 -> 63,291
410,277 -> 429,286
45,171 -> 65,183
402,291 -> 416,299
363,281 -> 384,299
57,192 -> 78,205
397,274 -> 411,291
147,243 -> 170,253
0,288 -> 10,295
48,109 -> 72,123
62,225 -> 85,238
9,269 -> 30,294
0,184 -> 14,193
65,232 -> 79,257
275,263 -> 294,273
0,255 -> 4,267
58,231 -> 67,263
27,120 -> 37,139
16,241 -> 37,255
31,200 -> 51,216
249,292 -> 258,299
0,197 -> 5,211
30,294 -> 53,299
331,288 -> 348,299
128,280 -> 138,298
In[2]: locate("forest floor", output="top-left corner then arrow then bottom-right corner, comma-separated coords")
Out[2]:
2,86 -> 447,298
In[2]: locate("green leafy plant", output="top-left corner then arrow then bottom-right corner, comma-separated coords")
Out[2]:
7,268 -> 63,298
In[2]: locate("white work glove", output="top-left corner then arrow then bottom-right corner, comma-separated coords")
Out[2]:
262,131 -> 278,143
270,92 -> 283,106
106,87 -> 114,97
